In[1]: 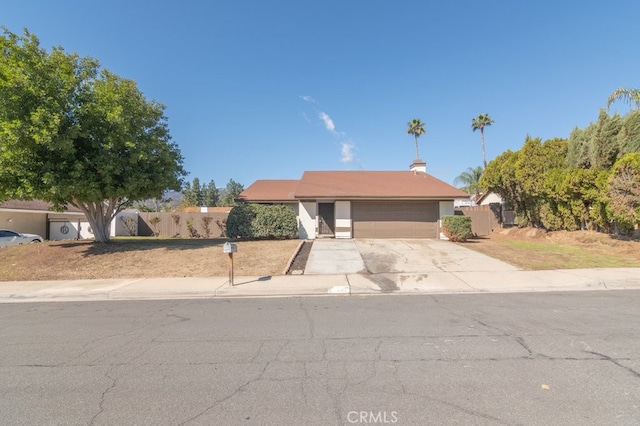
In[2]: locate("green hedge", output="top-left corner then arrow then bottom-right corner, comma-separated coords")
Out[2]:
441,215 -> 473,242
226,203 -> 298,239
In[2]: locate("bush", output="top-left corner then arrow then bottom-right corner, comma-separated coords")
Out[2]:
186,218 -> 201,238
226,203 -> 298,239
253,204 -> 298,239
201,216 -> 213,238
226,203 -> 257,239
607,152 -> 640,235
442,215 -> 473,242
149,216 -> 161,237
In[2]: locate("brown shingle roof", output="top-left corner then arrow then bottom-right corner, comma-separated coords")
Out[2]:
238,172 -> 469,201
295,171 -> 468,199
236,180 -> 299,202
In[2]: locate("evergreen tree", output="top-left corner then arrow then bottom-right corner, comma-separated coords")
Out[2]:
218,179 -> 244,206
202,180 -> 219,206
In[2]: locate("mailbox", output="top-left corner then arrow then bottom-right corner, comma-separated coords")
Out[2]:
223,242 -> 238,253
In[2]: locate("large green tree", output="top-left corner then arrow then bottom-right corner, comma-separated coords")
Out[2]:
182,177 -> 218,207
202,180 -> 219,207
0,28 -> 185,242
566,109 -> 639,170
454,166 -> 484,200
472,113 -> 494,168
607,153 -> 640,234
218,179 -> 244,207
406,118 -> 426,159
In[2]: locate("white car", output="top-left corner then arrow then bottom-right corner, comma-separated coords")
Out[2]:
0,229 -> 44,247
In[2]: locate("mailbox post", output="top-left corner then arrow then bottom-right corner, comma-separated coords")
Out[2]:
223,242 -> 238,286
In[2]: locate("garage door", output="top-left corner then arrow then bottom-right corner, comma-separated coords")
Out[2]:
352,201 -> 439,238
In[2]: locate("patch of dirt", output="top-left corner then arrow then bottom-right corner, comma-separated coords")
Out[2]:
0,238 -> 301,281
496,227 -> 548,239
287,240 -> 313,275
462,228 -> 640,270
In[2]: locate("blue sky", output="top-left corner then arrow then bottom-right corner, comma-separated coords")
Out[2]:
4,1 -> 639,189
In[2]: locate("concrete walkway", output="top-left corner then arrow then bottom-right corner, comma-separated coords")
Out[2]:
1,268 -> 639,303
304,239 -> 367,274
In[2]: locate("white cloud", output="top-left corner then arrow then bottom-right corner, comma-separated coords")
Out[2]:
301,95 -> 316,103
340,143 -> 354,163
318,112 -> 336,133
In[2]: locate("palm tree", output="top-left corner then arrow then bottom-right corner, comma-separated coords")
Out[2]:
607,87 -> 640,109
471,113 -> 494,168
406,118 -> 426,159
454,166 -> 484,201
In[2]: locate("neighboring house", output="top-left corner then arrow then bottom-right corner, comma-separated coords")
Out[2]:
237,161 -> 470,239
476,191 -> 503,206
0,200 -> 140,240
0,200 -> 85,240
454,198 -> 475,208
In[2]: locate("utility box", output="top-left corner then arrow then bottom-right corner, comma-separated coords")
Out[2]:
223,242 -> 238,253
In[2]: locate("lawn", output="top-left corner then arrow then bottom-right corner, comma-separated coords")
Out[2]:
462,228 -> 640,270
0,237 -> 302,281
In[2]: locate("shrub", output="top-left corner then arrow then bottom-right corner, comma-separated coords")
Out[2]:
149,216 -> 161,237
186,218 -> 201,238
252,204 -> 298,239
201,216 -> 213,238
171,213 -> 181,237
441,215 -> 473,242
226,203 -> 257,239
607,152 -> 640,235
119,216 -> 137,236
215,218 -> 227,237
540,203 -> 564,231
226,203 -> 298,239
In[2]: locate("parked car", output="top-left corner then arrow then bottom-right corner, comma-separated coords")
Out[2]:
0,229 -> 44,247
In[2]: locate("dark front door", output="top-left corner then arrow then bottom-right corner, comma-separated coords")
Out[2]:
318,203 -> 335,236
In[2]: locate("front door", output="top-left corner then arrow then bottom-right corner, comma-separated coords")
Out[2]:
318,203 -> 335,236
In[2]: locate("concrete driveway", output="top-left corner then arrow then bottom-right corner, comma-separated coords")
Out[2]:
305,238 -> 518,275
304,238 -> 520,293
355,239 -> 519,273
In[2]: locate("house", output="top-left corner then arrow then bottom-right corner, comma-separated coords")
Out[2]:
237,160 -> 470,239
0,200 -> 86,240
476,191 -> 503,206
0,200 -> 142,240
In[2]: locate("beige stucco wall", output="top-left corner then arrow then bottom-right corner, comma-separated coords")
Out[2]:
334,201 -> 351,238
1,210 -> 85,240
298,201 -> 316,239
1,211 -> 48,236
438,201 -> 454,240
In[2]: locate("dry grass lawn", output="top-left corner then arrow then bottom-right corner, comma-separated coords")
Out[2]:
3,229 -> 638,281
0,238 -> 302,281
461,228 -> 640,270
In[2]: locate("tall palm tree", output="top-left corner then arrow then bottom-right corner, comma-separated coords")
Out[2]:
472,113 -> 495,168
454,166 -> 484,201
607,87 -> 640,109
406,118 -> 426,159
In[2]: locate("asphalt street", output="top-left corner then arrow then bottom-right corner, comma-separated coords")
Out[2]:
1,291 -> 639,425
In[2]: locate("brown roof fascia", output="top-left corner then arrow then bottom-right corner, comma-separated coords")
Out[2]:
0,199 -> 83,213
